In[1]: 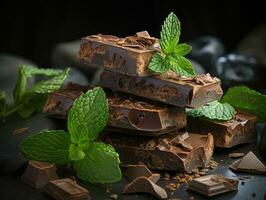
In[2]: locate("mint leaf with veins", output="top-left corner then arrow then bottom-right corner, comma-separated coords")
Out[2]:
187,100 -> 236,120
148,53 -> 168,73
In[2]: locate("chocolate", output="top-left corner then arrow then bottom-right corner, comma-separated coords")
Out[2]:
44,83 -> 186,135
125,164 -> 160,183
78,32 -> 159,76
188,175 -> 238,197
187,111 -> 257,148
103,131 -> 214,173
45,178 -> 91,200
229,151 -> 266,174
21,160 -> 58,189
228,152 -> 245,158
99,70 -> 223,108
123,177 -> 168,199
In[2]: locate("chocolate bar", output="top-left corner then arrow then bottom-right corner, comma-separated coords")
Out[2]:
45,178 -> 91,200
102,131 -> 214,173
44,83 -> 186,135
78,32 -> 159,76
99,70 -> 223,108
21,160 -> 58,189
187,111 -> 257,148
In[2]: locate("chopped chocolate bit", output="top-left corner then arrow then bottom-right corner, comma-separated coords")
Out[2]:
45,178 -> 91,200
229,152 -> 245,158
125,164 -> 160,183
167,183 -> 178,191
188,175 -> 238,197
13,127 -> 29,135
110,194 -> 118,200
123,177 -> 168,199
229,151 -> 266,174
21,160 -> 58,189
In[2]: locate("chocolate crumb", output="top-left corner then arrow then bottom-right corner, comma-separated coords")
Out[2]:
110,194 -> 118,199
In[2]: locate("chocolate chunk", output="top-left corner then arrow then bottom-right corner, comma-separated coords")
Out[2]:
78,33 -> 158,76
188,175 -> 238,197
99,70 -> 223,108
21,160 -> 58,189
44,83 -> 186,135
123,177 -> 168,199
45,178 -> 91,200
229,153 -> 245,158
125,164 -> 160,183
229,151 -> 266,174
103,131 -> 214,173
187,111 -> 257,148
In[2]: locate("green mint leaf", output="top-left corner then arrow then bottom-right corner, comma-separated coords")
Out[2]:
174,43 -> 192,56
21,65 -> 63,77
187,100 -> 236,120
0,91 -> 8,115
69,143 -> 85,161
73,142 -> 121,183
20,130 -> 71,165
167,55 -> 195,77
148,53 -> 168,73
160,12 -> 180,54
29,68 -> 70,94
222,86 -> 266,122
18,104 -> 35,118
68,87 -> 109,147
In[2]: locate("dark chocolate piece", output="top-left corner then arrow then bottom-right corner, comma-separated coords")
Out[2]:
78,33 -> 159,76
44,83 -> 186,135
188,175 -> 238,197
103,131 -> 214,173
123,177 -> 168,199
99,70 -> 223,108
229,151 -> 266,174
21,160 -> 58,189
45,178 -> 91,200
187,111 -> 257,148
125,164 -> 160,183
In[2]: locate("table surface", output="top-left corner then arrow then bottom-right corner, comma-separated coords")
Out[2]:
0,114 -> 266,200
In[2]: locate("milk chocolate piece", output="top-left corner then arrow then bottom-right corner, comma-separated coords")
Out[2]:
45,178 -> 91,200
21,160 -> 58,189
103,132 -> 214,173
123,177 -> 168,199
188,175 -> 238,197
187,112 -> 257,148
78,33 -> 159,76
44,83 -> 186,135
229,151 -> 266,174
125,164 -> 160,183
99,70 -> 223,108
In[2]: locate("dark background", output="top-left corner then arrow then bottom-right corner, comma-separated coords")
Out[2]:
0,0 -> 266,66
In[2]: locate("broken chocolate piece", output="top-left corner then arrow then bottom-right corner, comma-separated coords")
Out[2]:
188,175 -> 238,197
229,151 -> 266,174
187,111 -> 257,148
229,153 -> 245,158
78,33 -> 158,76
44,83 -> 186,135
99,70 -> 223,108
123,177 -> 168,199
21,160 -> 58,189
45,178 -> 91,200
103,131 -> 214,173
125,164 -> 160,183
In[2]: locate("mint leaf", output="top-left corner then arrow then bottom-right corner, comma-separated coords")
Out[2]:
21,130 -> 71,165
29,68 -> 70,94
21,65 -> 62,77
160,12 -> 180,54
187,100 -> 236,120
222,86 -> 266,122
68,87 -> 109,147
69,144 -> 85,161
74,142 -> 121,183
174,43 -> 192,56
0,91 -> 8,115
18,104 -> 35,118
167,55 -> 195,77
148,53 -> 168,73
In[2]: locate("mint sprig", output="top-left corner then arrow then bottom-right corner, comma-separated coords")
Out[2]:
222,86 -> 266,122
148,12 -> 195,77
0,65 -> 69,120
187,100 -> 236,121
21,87 -> 122,184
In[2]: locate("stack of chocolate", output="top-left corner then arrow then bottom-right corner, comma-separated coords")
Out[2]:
44,32 -> 255,173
